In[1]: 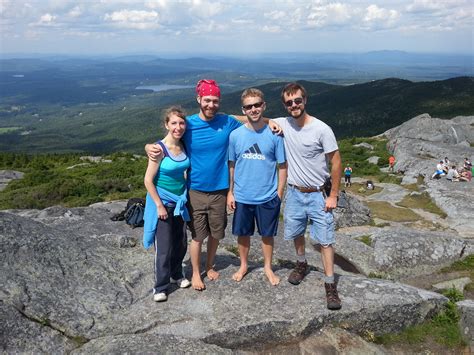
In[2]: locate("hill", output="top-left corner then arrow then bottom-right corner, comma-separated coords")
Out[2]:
221,76 -> 474,138
0,76 -> 473,153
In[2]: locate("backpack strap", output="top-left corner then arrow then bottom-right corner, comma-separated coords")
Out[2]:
157,140 -> 170,157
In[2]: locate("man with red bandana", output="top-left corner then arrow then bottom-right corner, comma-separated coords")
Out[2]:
146,79 -> 280,291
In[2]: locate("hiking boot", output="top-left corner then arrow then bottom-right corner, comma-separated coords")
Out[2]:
288,260 -> 309,285
170,277 -> 191,288
325,283 -> 342,310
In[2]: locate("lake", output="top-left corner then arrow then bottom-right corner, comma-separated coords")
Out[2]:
135,84 -> 194,92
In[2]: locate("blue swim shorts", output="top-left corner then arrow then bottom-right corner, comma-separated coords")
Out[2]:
232,195 -> 281,237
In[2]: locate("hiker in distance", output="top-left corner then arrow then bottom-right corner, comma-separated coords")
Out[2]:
271,82 -> 343,310
143,106 -> 191,302
344,163 -> 352,187
145,79 -> 282,291
227,88 -> 287,286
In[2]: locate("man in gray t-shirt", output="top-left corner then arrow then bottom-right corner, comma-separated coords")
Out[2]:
273,82 -> 342,310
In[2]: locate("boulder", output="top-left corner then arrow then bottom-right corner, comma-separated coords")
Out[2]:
354,142 -> 374,150
457,300 -> 474,347
336,226 -> 474,278
432,277 -> 472,293
0,169 -> 24,191
367,156 -> 380,165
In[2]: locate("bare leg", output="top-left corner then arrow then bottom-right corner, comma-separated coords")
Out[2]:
262,237 -> 279,286
206,236 -> 220,280
190,239 -> 205,291
232,236 -> 250,282
320,245 -> 335,278
293,235 -> 305,256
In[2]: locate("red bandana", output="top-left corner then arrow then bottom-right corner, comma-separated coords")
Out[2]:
196,79 -> 221,97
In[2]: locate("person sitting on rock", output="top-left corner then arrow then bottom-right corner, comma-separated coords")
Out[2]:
463,157 -> 472,171
431,161 -> 446,179
459,170 -> 472,182
446,165 -> 460,182
343,164 -> 352,187
442,157 -> 450,174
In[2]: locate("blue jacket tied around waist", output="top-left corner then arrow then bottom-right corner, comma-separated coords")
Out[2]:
143,187 -> 190,249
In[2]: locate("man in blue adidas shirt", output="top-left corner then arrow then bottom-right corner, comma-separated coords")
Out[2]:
227,88 -> 287,286
145,80 -> 281,291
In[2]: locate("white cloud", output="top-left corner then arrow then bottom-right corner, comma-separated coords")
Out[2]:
262,25 -> 281,33
39,13 -> 56,24
190,0 -> 225,18
361,4 -> 399,29
264,10 -> 285,21
307,2 -> 353,28
68,6 -> 82,18
104,9 -> 160,30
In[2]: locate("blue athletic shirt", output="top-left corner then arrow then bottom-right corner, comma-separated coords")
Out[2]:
183,113 -> 241,192
229,125 -> 286,204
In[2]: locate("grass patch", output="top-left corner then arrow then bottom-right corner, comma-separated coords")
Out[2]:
396,192 -> 447,218
440,255 -> 474,274
346,182 -> 383,196
355,234 -> 373,247
224,245 -> 239,257
375,288 -> 466,349
366,201 -> 421,222
0,126 -> 22,134
368,272 -> 388,279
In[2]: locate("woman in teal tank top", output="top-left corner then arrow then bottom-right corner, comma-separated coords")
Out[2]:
144,106 -> 191,302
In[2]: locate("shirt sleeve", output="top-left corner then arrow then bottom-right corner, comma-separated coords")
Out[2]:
321,125 -> 339,154
275,135 -> 286,164
228,132 -> 236,162
228,115 -> 243,131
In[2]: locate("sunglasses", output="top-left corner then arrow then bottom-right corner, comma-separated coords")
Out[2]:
242,102 -> 264,111
284,97 -> 304,107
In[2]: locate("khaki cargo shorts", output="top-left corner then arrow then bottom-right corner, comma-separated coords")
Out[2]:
187,189 -> 227,242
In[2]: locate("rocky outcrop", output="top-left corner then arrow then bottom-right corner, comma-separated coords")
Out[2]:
382,114 -> 474,238
1,205 -> 447,353
0,170 -> 24,191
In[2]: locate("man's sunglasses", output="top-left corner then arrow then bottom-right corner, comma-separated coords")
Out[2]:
242,102 -> 264,110
284,97 -> 304,107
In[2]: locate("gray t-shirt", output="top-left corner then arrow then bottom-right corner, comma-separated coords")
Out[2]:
274,116 -> 338,187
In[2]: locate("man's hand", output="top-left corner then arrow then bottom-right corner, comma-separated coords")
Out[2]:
325,195 -> 338,212
268,120 -> 283,135
145,143 -> 163,162
227,191 -> 236,211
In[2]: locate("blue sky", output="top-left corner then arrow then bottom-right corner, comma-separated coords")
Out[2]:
1,0 -> 472,55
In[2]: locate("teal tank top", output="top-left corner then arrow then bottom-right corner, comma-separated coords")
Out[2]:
154,141 -> 190,196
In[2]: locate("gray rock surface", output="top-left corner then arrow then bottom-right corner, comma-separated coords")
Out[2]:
382,114 -> 474,237
1,207 -> 447,353
367,156 -> 380,164
0,169 -> 24,191
336,226 -> 474,278
354,142 -> 374,150
457,300 -> 474,347
432,277 -> 472,293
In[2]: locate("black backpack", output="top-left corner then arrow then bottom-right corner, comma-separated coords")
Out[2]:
124,198 -> 145,228
110,198 -> 145,228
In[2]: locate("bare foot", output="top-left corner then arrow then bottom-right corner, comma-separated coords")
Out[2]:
192,274 -> 206,291
264,268 -> 280,286
206,268 -> 219,281
232,267 -> 248,282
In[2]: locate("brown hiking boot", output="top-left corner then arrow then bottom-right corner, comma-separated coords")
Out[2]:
325,282 -> 342,310
288,260 -> 309,285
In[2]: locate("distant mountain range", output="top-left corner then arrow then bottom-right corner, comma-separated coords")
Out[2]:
0,55 -> 473,154
231,76 -> 474,138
